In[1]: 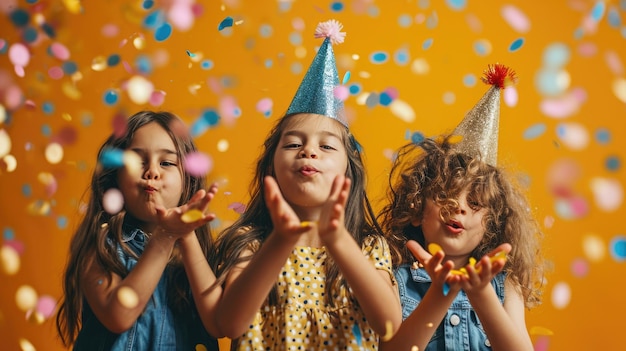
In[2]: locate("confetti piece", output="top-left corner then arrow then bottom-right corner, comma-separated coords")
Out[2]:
186,50 -> 196,58
300,221 -> 316,227
184,151 -> 213,177
610,236 -> 626,261
45,142 -> 64,164
551,281 -> 570,309
9,43 -> 30,67
352,322 -> 362,346
218,16 -> 234,31
16,285 -> 38,312
381,320 -> 394,341
582,234 -> 605,262
18,338 -> 36,351
103,188 -> 124,214
195,344 -> 208,351
181,209 -> 204,223
117,286 -> 139,308
411,347 -> 419,351
1,245 -> 20,275
36,295 -> 57,319
0,129 -> 12,158
127,75 -> 154,105
427,243 -> 442,255
442,282 -> 450,296
530,326 -> 554,336
228,202 -> 246,214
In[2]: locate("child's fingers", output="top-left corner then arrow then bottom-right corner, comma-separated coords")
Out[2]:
407,240 -> 432,263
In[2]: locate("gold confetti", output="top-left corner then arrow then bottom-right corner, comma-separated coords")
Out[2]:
195,344 -> 208,351
15,285 -> 38,312
381,320 -> 394,341
1,245 -> 20,275
117,286 -> 139,308
181,209 -> 204,223
427,243 -> 442,255
530,326 -> 554,336
411,346 -> 419,351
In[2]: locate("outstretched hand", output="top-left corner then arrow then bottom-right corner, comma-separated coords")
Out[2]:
458,243 -> 511,294
263,176 -> 311,240
154,183 -> 219,239
407,240 -> 462,297
318,175 -> 350,247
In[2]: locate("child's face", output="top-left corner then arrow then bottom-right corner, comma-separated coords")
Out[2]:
117,122 -> 183,228
418,188 -> 487,263
273,113 -> 348,213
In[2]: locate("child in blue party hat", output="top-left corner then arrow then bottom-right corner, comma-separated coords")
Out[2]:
378,64 -> 545,351
204,19 -> 401,350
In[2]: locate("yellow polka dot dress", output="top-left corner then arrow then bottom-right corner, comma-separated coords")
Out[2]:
232,236 -> 395,351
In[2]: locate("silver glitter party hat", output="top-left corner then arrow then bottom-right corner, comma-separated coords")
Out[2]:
286,19 -> 347,127
453,64 -> 517,166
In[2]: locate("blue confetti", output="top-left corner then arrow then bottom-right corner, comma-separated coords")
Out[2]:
422,38 -> 434,50
219,16 -> 234,31
107,54 -> 121,67
155,23 -> 172,41
3,227 -> 15,240
201,59 -> 214,70
9,8 -> 30,27
590,1 -> 605,22
379,92 -> 393,106
352,323 -> 363,346
62,61 -> 78,74
22,26 -> 38,43
99,148 -> 125,168
342,71 -> 351,85
446,0 -> 467,11
41,124 -> 51,137
143,0 -> 154,10
370,51 -> 389,64
348,83 -> 361,95
607,8 -> 621,27
523,123 -> 547,140
103,89 -> 119,106
259,24 -> 273,38
605,155 -> 620,171
186,50 -> 196,58
398,14 -> 413,28
443,282 -> 450,296
595,128 -> 611,144
543,43 -> 570,68
411,132 -> 425,144
330,1 -> 344,12
394,48 -> 410,65
610,236 -> 626,261
57,216 -> 68,229
463,74 -> 477,87
509,38 -> 524,52
22,184 -> 32,197
143,11 -> 163,29
42,101 -> 54,114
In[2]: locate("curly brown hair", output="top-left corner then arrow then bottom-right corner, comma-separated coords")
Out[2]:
379,136 -> 544,308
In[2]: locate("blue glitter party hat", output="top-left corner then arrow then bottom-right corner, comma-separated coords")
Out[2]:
286,19 -> 347,127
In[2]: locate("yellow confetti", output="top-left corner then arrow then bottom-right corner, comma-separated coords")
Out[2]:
195,344 -> 208,351
427,243 -> 442,255
1,245 -> 20,275
15,285 -> 38,312
117,286 -> 139,308
91,56 -> 108,71
62,81 -> 82,100
181,209 -> 204,223
489,251 -> 507,262
45,142 -> 64,164
530,326 -> 554,336
300,221 -> 317,227
381,320 -> 394,341
19,338 -> 36,351
2,154 -> 17,172
411,346 -> 419,351
0,129 -> 12,158
62,0 -> 82,14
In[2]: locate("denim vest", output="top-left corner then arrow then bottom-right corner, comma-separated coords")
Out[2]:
73,228 -> 218,351
395,263 -> 506,351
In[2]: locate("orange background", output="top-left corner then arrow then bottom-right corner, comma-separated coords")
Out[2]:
1,1 -> 625,350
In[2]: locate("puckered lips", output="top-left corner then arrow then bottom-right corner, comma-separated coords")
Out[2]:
445,219 -> 464,235
142,183 -> 158,194
299,165 -> 319,176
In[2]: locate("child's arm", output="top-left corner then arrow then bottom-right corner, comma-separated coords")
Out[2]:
81,189 -> 217,333
379,240 -> 460,351
318,175 -> 402,335
179,184 -> 223,337
216,176 -> 310,338
463,244 -> 533,351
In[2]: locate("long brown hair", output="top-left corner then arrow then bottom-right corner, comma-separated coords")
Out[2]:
212,113 -> 382,309
55,111 -> 214,346
379,136 -> 545,308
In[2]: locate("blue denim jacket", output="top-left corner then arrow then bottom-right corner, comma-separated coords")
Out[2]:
73,228 -> 218,351
395,263 -> 506,351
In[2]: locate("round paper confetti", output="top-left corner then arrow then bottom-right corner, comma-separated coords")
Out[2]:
103,188 -> 124,214
609,236 -> 626,262
117,286 -> 139,308
0,129 -> 12,158
582,234 -> 605,262
181,209 -> 204,223
550,281 -> 571,309
15,285 -> 38,312
184,152 -> 213,177
45,142 -> 64,164
1,245 -> 20,275
590,177 -> 623,212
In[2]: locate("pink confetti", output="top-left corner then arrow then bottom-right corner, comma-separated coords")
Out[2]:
184,152 -> 213,177
577,42 -> 597,57
228,202 -> 246,214
604,50 -> 624,75
334,85 -> 349,101
48,66 -> 64,80
101,23 -> 120,37
571,257 -> 589,277
255,98 -> 273,113
8,43 -> 30,67
36,295 -> 57,318
50,42 -> 70,60
103,188 -> 124,214
501,5 -> 530,33
149,90 -> 166,107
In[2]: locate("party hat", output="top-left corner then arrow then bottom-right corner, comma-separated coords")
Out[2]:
286,19 -> 347,127
452,63 -> 517,166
